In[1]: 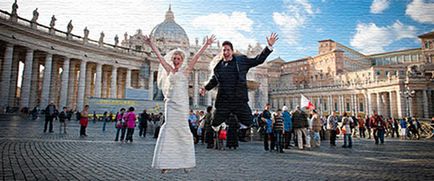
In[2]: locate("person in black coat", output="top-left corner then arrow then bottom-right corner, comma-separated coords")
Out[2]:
200,33 -> 278,129
44,102 -> 57,133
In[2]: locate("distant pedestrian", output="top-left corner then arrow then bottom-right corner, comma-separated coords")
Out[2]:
204,106 -> 214,149
400,118 -> 407,140
138,109 -> 149,137
102,112 -> 108,132
282,106 -> 293,149
370,110 -> 386,144
272,109 -> 284,153
79,105 -> 89,137
124,107 -> 136,143
44,101 -> 57,133
226,113 -> 239,150
358,115 -> 365,138
341,112 -> 353,148
58,107 -> 68,134
261,103 -> 274,151
293,106 -> 309,150
311,109 -> 322,147
114,108 -> 126,141
327,112 -> 338,146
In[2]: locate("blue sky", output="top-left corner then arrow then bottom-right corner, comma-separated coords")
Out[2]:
1,0 -> 433,61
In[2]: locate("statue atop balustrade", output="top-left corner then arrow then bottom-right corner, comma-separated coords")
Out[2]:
49,15 -> 56,34
98,32 -> 105,47
30,8 -> 39,29
10,0 -> 18,22
66,20 -> 73,39
82,27 -> 89,43
114,35 -> 119,47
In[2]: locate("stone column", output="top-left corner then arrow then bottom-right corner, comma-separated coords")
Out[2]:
111,66 -> 118,98
67,62 -> 77,109
423,90 -> 429,118
388,91 -> 394,118
408,94 -> 414,117
29,59 -> 39,109
367,93 -> 372,116
376,93 -> 382,116
40,53 -> 53,108
85,64 -> 93,102
329,95 -> 334,113
50,60 -> 59,106
59,57 -> 70,107
0,44 -> 14,106
350,94 -> 354,115
77,60 -> 87,111
20,49 -> 34,108
126,68 -> 132,89
9,50 -> 19,107
396,90 -> 404,118
94,63 -> 102,97
148,70 -> 154,100
102,70 -> 108,98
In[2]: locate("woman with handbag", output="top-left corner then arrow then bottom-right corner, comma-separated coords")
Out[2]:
114,108 -> 126,142
79,105 -> 89,137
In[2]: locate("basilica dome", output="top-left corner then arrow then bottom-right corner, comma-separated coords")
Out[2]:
150,5 -> 190,51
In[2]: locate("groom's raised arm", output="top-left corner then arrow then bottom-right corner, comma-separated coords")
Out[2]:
245,47 -> 273,68
246,33 -> 278,68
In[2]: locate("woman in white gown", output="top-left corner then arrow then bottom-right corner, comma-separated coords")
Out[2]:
144,34 -> 215,173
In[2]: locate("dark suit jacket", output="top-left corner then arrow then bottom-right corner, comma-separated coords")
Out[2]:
204,47 -> 272,107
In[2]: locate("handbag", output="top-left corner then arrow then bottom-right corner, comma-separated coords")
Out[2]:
336,127 -> 340,135
218,129 -> 227,140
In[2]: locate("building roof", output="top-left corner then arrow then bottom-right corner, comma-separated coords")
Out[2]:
418,31 -> 434,38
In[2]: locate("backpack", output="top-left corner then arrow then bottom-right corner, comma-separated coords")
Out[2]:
76,112 -> 81,120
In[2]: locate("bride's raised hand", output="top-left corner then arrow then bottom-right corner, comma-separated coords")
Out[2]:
144,35 -> 152,46
205,35 -> 216,46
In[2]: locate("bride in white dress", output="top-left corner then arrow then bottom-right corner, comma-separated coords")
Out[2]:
144,34 -> 215,173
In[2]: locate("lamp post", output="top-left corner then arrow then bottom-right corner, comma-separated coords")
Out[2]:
401,86 -> 415,118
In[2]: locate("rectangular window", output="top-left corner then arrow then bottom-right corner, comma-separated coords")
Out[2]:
359,102 -> 364,112
334,102 -> 338,111
346,102 -> 350,112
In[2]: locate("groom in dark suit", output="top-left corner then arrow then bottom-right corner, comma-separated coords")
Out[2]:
200,33 -> 278,128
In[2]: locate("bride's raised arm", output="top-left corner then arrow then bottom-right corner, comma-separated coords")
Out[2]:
185,35 -> 216,75
144,35 -> 173,74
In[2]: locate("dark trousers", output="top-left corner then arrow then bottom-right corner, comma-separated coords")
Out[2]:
80,126 -> 86,136
189,125 -> 198,143
374,129 -> 385,144
115,128 -> 126,141
320,128 -> 326,141
329,130 -> 336,146
274,131 -> 284,151
284,130 -> 293,148
44,116 -> 54,132
212,103 -> 253,127
263,132 -> 275,150
239,128 -> 248,141
154,126 -> 161,138
359,127 -> 366,138
367,128 -> 372,139
126,128 -> 134,142
139,126 -> 147,137
391,128 -> 399,138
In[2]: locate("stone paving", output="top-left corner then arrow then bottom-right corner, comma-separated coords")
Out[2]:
1,114 -> 433,180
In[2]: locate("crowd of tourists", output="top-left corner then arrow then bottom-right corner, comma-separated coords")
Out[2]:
25,102 -> 433,148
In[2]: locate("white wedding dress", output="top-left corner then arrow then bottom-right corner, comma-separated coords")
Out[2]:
152,68 -> 196,169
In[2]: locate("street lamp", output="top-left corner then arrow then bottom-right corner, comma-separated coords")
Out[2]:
401,86 -> 415,118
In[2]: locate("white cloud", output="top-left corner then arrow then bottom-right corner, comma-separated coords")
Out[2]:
370,0 -> 390,14
191,12 -> 256,50
273,0 -> 316,45
406,0 -> 434,24
350,21 -> 418,54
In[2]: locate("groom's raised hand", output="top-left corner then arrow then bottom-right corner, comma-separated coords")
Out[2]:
266,33 -> 279,47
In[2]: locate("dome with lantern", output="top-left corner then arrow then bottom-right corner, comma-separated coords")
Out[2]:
150,5 -> 190,52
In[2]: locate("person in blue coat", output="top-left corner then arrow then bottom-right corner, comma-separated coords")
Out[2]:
282,106 -> 293,149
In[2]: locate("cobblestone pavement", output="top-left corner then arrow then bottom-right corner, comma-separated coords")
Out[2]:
1,114 -> 433,181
